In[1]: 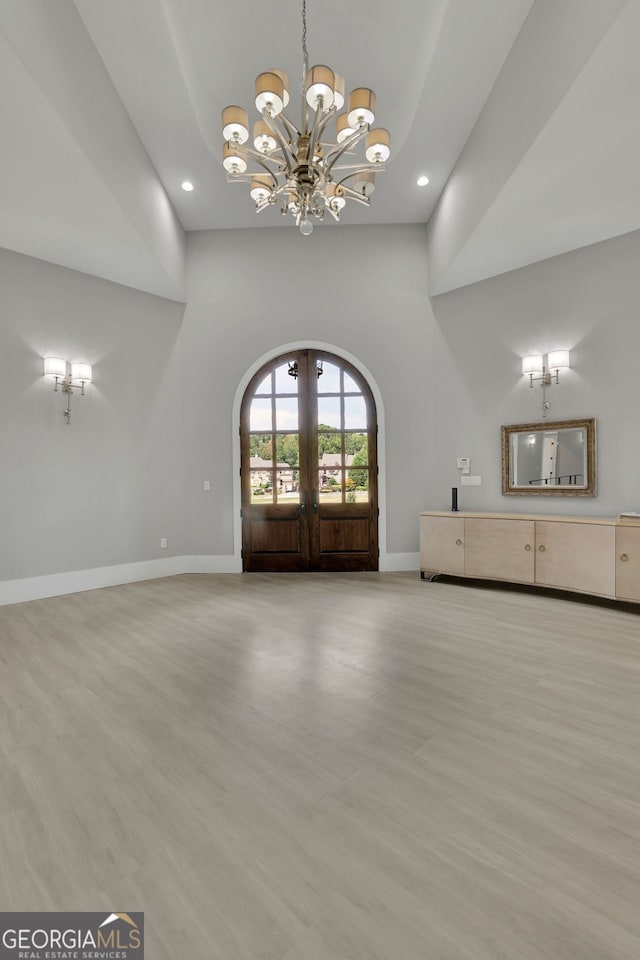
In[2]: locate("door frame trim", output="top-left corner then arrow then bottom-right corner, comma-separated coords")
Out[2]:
232,340 -> 387,570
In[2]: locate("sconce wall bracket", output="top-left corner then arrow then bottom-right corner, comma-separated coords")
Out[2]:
522,350 -> 570,418
44,357 -> 92,425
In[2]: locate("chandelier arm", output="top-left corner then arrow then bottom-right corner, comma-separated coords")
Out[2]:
334,170 -> 373,187
261,110 -> 296,175
241,151 -> 288,177
331,178 -> 373,207
278,112 -> 301,141
338,190 -> 371,208
255,196 -> 278,213
331,162 -> 386,173
315,104 -> 337,142
243,152 -> 284,184
324,128 -> 369,174
307,101 -> 324,178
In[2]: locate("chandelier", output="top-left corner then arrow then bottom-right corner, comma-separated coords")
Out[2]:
220,0 -> 391,235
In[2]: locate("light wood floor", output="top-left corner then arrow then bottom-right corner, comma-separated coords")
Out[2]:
1,572 -> 639,959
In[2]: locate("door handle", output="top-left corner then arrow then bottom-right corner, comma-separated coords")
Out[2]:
300,501 -> 307,514
312,501 -> 318,513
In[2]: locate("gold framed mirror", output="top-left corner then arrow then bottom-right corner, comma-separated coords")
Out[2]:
501,417 -> 596,496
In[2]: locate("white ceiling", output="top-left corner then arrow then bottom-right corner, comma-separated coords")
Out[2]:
0,0 -> 638,299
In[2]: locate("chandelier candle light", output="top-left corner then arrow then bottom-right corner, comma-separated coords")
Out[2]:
221,0 -> 391,235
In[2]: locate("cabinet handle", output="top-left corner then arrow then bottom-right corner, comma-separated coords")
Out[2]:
538,544 -> 546,552
620,553 -> 629,562
524,544 -> 531,551
456,538 -> 462,546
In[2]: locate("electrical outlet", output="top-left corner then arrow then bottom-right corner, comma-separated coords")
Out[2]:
203,480 -> 211,491
160,538 -> 167,548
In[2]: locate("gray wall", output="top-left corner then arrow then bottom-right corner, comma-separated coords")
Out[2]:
2,221 -> 640,585
180,223 -> 434,558
0,248 -> 185,581
429,228 -> 640,516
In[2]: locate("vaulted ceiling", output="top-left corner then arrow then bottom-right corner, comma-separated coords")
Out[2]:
0,0 -> 637,301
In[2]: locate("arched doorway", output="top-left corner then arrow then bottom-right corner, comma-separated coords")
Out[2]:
240,348 -> 378,571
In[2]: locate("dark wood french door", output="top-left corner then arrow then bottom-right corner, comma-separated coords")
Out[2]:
241,349 -> 378,572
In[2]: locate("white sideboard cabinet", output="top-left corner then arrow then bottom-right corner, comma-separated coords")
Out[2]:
420,512 -> 640,603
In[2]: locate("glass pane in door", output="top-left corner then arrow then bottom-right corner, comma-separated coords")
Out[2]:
275,397 -> 299,431
276,433 -> 299,466
276,469 -> 300,503
250,398 -> 272,431
343,372 -> 360,393
317,361 -> 341,393
319,469 -> 343,501
274,362 -> 299,394
344,396 -> 367,429
317,396 -> 341,429
251,469 -> 274,503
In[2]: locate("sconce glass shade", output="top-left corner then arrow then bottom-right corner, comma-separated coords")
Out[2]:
254,71 -> 285,116
249,175 -> 272,203
352,170 -> 376,197
221,105 -> 249,144
253,119 -> 277,153
305,65 -> 336,110
335,113 -> 356,143
347,87 -> 376,128
44,356 -> 66,379
325,182 -> 346,210
365,128 -> 391,164
548,349 -> 570,371
268,69 -> 290,107
522,354 -> 544,376
222,142 -> 248,174
71,362 -> 92,384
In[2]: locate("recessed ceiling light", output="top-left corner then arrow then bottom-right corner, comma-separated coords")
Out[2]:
417,175 -> 429,187
181,181 -> 194,192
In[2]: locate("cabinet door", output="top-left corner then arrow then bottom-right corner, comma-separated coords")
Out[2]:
420,516 -> 465,575
615,526 -> 640,601
464,518 -> 535,583
535,521 -> 615,597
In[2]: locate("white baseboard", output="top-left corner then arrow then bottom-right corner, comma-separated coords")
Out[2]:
0,552 -> 416,606
0,557 -> 186,607
181,555 -> 242,574
380,552 -> 419,571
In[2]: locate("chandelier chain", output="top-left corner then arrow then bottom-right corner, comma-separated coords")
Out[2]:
301,0 -> 309,78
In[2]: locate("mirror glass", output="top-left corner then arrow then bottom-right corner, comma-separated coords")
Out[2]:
501,418 -> 596,496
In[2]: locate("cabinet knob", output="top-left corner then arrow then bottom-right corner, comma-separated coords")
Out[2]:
524,544 -> 531,551
538,544 -> 546,552
620,553 -> 629,562
456,538 -> 462,546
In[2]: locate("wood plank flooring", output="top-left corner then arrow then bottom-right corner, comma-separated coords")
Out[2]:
0,572 -> 639,959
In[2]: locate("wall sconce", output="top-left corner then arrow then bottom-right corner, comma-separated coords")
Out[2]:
522,349 -> 570,417
43,357 -> 92,425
